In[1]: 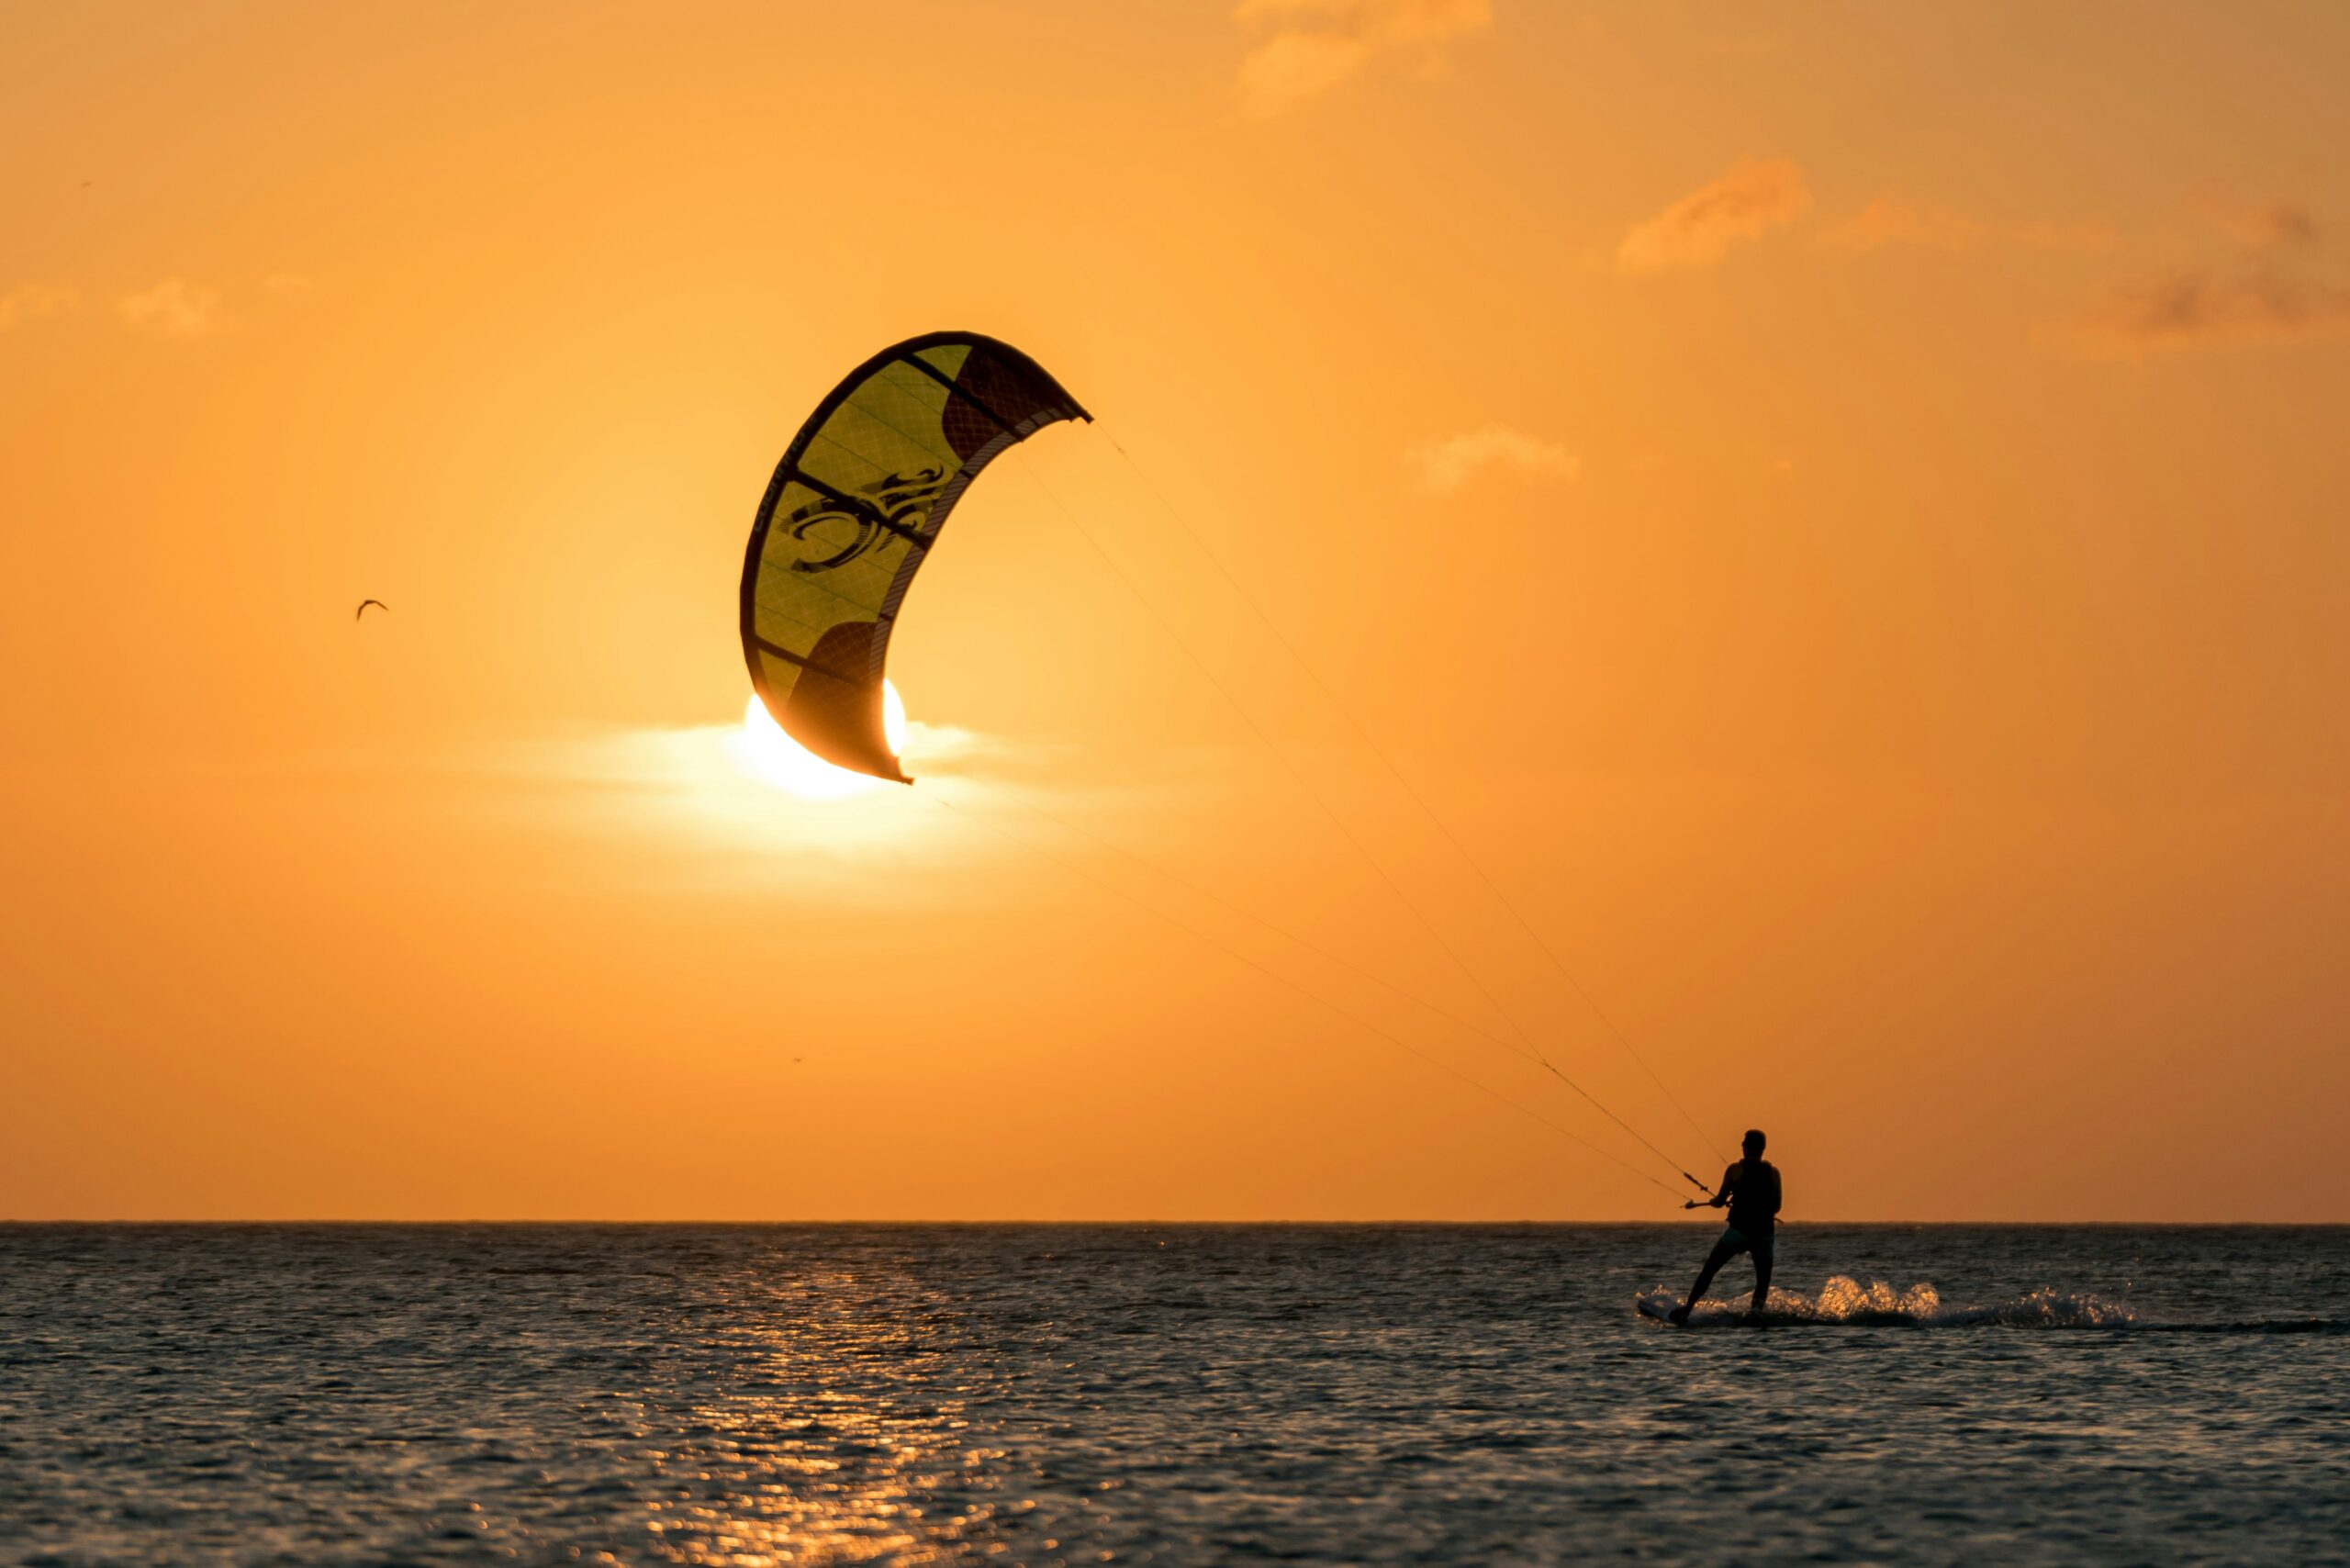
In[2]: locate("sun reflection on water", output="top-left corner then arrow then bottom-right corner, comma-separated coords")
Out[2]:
633,1265 -> 1015,1565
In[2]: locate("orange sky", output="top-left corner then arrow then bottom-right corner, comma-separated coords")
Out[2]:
4,1 -> 2345,1220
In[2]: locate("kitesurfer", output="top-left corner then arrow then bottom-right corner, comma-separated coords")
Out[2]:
1668,1129 -> 1781,1323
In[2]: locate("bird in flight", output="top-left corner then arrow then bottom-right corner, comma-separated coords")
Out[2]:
355,599 -> 388,621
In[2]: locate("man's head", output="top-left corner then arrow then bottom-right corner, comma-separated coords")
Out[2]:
1743,1128 -> 1767,1158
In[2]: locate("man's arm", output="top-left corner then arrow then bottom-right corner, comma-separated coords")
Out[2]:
1684,1163 -> 1737,1210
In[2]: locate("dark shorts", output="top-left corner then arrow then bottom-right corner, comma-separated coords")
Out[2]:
1712,1225 -> 1774,1271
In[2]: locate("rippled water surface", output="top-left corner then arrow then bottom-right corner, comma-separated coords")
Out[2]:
3,1226 -> 2346,1564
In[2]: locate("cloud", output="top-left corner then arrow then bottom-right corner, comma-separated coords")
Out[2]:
0,283 -> 79,330
1822,196 -> 2112,255
1233,0 -> 1490,118
2208,201 -> 2318,252
2070,199 -> 2350,353
1825,196 -> 1985,252
117,278 -> 224,338
2076,267 -> 2350,351
1408,425 -> 1579,492
456,712 -> 1028,888
1617,157 -> 1811,274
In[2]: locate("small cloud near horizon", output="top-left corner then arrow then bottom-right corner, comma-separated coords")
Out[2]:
1617,157 -> 1811,274
1409,426 -> 1579,492
2076,268 -> 2350,352
118,278 -> 224,338
2068,198 -> 2349,353
1233,0 -> 1490,118
447,712 -> 1033,883
0,283 -> 80,330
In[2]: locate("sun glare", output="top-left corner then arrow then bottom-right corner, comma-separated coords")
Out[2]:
728,683 -> 908,800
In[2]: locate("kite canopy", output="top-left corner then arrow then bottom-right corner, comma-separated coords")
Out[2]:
739,332 -> 1089,782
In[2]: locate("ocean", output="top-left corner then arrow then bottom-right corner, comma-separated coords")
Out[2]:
2,1225 -> 2344,1565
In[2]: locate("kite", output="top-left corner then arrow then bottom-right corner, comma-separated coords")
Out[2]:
738,332 -> 1088,781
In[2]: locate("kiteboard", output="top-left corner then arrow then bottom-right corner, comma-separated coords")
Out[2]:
1638,1296 -> 1683,1324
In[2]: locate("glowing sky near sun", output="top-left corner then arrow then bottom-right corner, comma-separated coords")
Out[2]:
731,686 -> 910,801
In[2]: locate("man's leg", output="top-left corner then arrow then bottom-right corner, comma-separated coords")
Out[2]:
1748,1235 -> 1774,1314
1680,1233 -> 1744,1315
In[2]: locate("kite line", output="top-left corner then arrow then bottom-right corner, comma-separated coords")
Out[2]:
927,789 -> 1692,1200
1102,431 -> 1727,1171
1012,443 -> 1715,1197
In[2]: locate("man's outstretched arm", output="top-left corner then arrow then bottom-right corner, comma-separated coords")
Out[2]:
1683,1164 -> 1737,1211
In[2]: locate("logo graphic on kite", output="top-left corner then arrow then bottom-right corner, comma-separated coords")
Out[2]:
739,332 -> 1089,783
779,467 -> 950,577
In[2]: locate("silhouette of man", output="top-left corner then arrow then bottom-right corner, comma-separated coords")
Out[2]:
1669,1129 -> 1781,1324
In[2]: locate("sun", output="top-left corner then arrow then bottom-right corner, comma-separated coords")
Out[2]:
728,682 -> 908,800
